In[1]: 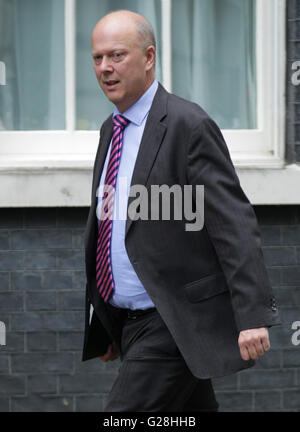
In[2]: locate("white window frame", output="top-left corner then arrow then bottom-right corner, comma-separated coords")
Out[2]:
0,0 -> 297,206
162,0 -> 286,168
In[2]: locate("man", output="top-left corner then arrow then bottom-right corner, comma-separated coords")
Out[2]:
82,10 -> 281,411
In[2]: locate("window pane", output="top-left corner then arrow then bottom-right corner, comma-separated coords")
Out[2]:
172,0 -> 256,129
0,0 -> 65,130
76,0 -> 162,130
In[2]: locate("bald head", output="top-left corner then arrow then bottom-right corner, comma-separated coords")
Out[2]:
92,10 -> 156,53
91,9 -> 156,113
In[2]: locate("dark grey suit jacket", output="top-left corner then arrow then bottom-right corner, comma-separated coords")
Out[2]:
82,83 -> 281,379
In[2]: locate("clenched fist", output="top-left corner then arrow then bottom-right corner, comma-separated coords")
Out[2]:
238,327 -> 270,361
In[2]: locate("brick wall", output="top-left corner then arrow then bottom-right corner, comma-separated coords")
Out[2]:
287,0 -> 300,162
213,205 -> 300,412
0,206 -> 299,412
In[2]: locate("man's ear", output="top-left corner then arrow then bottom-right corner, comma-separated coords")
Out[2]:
145,45 -> 156,71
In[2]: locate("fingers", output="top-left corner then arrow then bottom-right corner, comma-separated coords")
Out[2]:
99,342 -> 120,362
248,343 -> 260,360
262,335 -> 271,352
109,352 -> 119,361
111,341 -> 120,356
99,344 -> 112,362
239,344 -> 250,361
238,327 -> 271,361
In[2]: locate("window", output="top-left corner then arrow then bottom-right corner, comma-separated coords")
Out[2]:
75,0 -> 255,131
171,0 -> 256,130
0,0 -> 65,130
0,0 -> 287,206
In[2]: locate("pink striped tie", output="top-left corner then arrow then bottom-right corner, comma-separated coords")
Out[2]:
96,114 -> 130,302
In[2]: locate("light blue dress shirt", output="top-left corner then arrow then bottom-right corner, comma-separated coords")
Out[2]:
96,80 -> 158,310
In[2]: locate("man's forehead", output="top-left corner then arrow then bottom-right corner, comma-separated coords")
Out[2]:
92,26 -> 139,52
93,17 -> 138,38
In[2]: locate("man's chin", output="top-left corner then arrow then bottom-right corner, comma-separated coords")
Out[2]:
105,94 -> 125,110
99,87 -> 131,112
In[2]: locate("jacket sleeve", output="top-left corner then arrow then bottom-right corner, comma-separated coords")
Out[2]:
82,289 -> 112,361
186,115 -> 281,332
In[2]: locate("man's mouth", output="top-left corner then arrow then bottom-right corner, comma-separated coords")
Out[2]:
104,80 -> 120,88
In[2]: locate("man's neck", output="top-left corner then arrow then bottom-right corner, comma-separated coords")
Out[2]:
117,77 -> 155,113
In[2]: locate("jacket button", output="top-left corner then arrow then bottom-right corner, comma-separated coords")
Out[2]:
270,297 -> 277,311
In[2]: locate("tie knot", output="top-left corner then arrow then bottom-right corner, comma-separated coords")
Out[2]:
113,114 -> 130,130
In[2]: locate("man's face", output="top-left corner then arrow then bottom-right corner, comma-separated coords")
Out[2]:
92,22 -> 152,113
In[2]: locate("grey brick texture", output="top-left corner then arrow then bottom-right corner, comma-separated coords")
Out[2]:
287,0 -> 300,162
0,205 -> 299,412
211,206 -> 300,412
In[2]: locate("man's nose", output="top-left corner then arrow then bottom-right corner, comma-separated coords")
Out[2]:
99,56 -> 114,73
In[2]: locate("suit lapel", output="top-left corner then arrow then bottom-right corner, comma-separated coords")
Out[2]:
125,84 -> 168,237
85,116 -> 113,263
87,84 -> 169,244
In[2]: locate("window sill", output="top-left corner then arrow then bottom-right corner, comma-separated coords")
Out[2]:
0,155 -> 299,207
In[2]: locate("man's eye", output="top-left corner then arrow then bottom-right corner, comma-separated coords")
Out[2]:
112,53 -> 124,61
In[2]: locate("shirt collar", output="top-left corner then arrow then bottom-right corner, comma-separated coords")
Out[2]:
113,80 -> 158,126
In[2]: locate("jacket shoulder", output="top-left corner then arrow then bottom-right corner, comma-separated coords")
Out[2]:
100,113 -> 113,133
166,91 -> 213,128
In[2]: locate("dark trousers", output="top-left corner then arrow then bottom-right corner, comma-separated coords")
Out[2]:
104,306 -> 219,412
